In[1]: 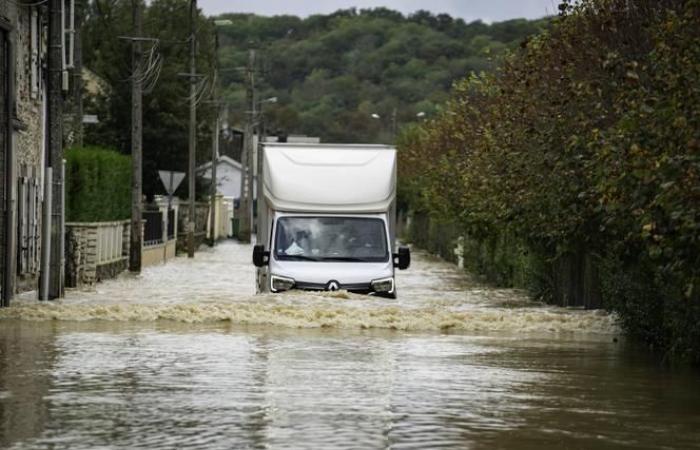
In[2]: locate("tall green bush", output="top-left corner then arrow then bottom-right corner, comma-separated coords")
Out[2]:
398,0 -> 700,363
65,146 -> 131,222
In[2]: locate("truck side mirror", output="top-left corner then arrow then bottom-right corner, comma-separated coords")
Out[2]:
394,246 -> 411,270
252,245 -> 269,267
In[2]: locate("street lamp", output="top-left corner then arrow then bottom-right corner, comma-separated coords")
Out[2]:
254,97 -> 277,140
370,109 -> 397,143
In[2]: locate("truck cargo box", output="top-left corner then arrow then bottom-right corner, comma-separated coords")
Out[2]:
262,143 -> 396,213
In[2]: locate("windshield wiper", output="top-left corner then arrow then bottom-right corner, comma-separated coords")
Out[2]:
321,256 -> 370,262
280,254 -> 319,261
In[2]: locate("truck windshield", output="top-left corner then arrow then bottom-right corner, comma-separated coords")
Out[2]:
274,217 -> 389,262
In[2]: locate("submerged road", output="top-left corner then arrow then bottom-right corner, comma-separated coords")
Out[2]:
1,241 -> 699,449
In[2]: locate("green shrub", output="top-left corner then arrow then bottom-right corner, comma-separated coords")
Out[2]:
65,146 -> 131,222
398,0 -> 700,363
408,213 -> 461,264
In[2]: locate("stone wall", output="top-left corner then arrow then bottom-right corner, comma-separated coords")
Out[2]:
14,5 -> 45,169
65,221 -> 129,289
1,2 -> 49,297
66,207 -> 181,289
96,258 -> 128,282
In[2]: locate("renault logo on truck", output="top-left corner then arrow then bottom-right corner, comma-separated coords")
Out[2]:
327,281 -> 340,291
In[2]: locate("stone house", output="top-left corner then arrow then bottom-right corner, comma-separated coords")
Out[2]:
0,1 -> 50,302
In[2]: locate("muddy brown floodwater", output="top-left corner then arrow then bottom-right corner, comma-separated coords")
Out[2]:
1,241 -> 698,449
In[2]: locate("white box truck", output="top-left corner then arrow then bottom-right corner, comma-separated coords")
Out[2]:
252,143 -> 410,298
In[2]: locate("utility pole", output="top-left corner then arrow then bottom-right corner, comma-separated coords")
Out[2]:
238,111 -> 250,242
72,0 -> 84,148
129,0 -> 143,272
48,0 -> 64,299
238,47 -> 255,243
208,28 -> 220,246
187,0 -> 197,257
247,49 -> 257,241
209,112 -> 219,244
256,100 -> 271,238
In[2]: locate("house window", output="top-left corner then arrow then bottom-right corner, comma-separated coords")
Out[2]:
29,7 -> 44,99
17,173 -> 40,276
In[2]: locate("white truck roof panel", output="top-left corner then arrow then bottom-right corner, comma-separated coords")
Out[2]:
262,143 -> 396,213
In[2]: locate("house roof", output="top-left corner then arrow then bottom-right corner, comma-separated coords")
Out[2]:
196,155 -> 242,174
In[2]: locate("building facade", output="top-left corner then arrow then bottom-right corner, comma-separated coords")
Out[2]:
0,1 -> 49,303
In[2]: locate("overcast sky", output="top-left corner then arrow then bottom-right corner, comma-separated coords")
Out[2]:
199,0 -> 559,23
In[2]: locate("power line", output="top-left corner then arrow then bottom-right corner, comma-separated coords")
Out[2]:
6,0 -> 48,7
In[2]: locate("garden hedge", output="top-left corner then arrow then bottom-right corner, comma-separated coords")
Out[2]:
65,146 -> 131,222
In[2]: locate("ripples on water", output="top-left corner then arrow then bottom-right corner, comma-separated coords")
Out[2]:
3,242 -> 617,334
1,242 -> 699,449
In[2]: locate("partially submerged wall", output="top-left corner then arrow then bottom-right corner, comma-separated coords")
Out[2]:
65,221 -> 129,288
405,212 -> 602,309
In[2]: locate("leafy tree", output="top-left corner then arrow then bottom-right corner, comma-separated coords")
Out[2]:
399,0 -> 700,364
82,0 -> 216,198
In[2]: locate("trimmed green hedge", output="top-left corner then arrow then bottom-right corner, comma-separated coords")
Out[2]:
65,146 -> 131,222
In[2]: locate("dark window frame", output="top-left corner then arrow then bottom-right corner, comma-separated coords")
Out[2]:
272,215 -> 390,263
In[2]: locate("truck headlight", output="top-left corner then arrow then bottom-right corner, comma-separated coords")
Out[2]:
371,277 -> 394,293
271,275 -> 295,293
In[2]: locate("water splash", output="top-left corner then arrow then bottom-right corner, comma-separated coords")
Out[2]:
0,298 -> 617,334
2,241 -> 619,334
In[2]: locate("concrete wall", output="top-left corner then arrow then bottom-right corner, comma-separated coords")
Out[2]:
207,194 -> 233,241
143,197 -> 179,266
142,240 -> 176,268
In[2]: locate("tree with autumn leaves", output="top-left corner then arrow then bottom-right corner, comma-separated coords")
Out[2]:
399,0 -> 700,363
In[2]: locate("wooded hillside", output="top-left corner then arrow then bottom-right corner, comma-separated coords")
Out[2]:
216,9 -> 548,142
81,3 -> 547,195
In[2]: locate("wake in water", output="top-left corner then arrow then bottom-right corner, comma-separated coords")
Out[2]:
0,296 -> 617,333
2,241 -> 619,334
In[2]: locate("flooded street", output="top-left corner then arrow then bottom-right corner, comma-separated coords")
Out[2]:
1,242 -> 699,449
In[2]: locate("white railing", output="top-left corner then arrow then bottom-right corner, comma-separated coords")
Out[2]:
96,221 -> 125,264
65,220 -> 129,288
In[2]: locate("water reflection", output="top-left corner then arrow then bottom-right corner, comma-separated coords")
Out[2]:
0,243 -> 698,449
0,322 -> 699,449
0,322 -> 55,449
